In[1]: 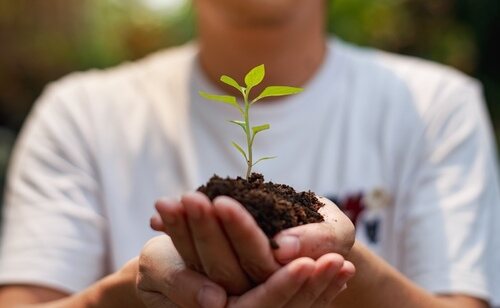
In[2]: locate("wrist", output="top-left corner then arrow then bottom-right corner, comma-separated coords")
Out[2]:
84,258 -> 144,308
343,240 -> 382,291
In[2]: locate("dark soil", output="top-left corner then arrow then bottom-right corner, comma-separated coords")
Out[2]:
197,173 -> 324,246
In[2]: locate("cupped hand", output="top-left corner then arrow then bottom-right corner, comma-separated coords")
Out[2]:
151,192 -> 279,294
136,235 -> 354,308
272,196 -> 355,264
150,193 -> 356,295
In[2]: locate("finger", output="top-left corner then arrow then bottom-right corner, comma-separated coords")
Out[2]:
213,196 -> 281,283
273,197 -> 355,264
155,198 -> 202,272
228,257 -> 315,308
312,260 -> 355,307
150,213 -> 164,232
137,236 -> 227,308
337,260 -> 356,279
138,290 -> 179,308
317,197 -> 352,226
182,192 -> 252,295
286,254 -> 345,308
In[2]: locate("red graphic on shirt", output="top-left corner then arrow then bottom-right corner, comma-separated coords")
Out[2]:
341,193 -> 365,226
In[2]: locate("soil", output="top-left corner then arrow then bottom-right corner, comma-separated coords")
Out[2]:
197,173 -> 324,247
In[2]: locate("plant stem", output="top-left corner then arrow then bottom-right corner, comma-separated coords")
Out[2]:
243,90 -> 252,179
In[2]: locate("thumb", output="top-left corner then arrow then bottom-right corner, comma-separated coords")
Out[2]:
272,197 -> 355,264
273,223 -> 343,264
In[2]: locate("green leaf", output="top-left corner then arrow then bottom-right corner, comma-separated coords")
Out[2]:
229,120 -> 246,132
253,86 -> 303,103
252,124 -> 270,136
252,156 -> 277,167
199,91 -> 240,110
231,141 -> 248,161
244,64 -> 265,89
220,75 -> 242,92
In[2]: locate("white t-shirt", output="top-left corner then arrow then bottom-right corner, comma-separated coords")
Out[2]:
1,39 -> 499,305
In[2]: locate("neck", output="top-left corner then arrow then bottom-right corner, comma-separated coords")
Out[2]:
195,2 -> 327,96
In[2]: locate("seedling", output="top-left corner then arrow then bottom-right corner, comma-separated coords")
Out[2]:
199,64 -> 303,179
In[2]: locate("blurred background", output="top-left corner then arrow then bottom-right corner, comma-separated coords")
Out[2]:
0,0 -> 499,202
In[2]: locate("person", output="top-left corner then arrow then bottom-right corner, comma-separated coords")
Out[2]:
0,0 -> 499,307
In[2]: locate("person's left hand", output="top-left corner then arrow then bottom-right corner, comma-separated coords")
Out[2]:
137,235 -> 353,308
150,192 -> 355,295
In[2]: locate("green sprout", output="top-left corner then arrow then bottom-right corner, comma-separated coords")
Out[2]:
199,64 -> 303,179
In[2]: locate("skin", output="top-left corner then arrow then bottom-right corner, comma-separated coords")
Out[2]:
0,259 -> 144,308
151,193 -> 355,294
150,193 -> 355,295
195,0 -> 327,98
151,195 -> 488,308
137,235 -> 353,308
0,0 -> 491,307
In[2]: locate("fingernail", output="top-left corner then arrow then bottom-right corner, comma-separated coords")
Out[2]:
150,214 -> 164,229
197,285 -> 224,308
182,194 -> 205,220
335,273 -> 352,288
275,235 -> 300,262
213,196 -> 238,222
155,199 -> 177,224
340,284 -> 348,292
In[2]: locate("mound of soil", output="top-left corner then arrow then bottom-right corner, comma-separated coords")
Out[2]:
197,173 -> 324,246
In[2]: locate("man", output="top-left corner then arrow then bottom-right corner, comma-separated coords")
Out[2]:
0,0 -> 499,306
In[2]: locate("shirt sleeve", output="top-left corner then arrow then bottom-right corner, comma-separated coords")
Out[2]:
398,78 -> 500,305
0,80 -> 107,294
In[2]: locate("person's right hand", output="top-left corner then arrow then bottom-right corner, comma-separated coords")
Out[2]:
137,235 -> 353,308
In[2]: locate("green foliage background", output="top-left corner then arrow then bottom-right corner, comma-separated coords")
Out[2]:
0,0 -> 499,201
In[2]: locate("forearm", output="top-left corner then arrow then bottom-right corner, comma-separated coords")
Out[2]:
41,273 -> 138,308
62,268 -> 145,308
333,241 -> 487,308
0,260 -> 145,308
